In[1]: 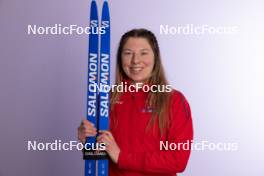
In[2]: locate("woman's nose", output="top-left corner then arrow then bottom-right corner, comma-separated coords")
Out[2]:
131,53 -> 140,64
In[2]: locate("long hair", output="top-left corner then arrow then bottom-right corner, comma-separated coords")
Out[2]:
111,28 -> 172,134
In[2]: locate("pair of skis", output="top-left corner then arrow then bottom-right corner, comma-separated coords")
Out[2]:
84,1 -> 110,176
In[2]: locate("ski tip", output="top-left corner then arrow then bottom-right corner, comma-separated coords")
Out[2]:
91,0 -> 97,6
102,1 -> 110,19
102,1 -> 109,10
90,0 -> 98,19
91,0 -> 98,11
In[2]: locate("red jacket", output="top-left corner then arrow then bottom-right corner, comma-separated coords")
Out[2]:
109,86 -> 193,176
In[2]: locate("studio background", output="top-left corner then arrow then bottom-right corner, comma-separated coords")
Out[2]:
0,0 -> 264,175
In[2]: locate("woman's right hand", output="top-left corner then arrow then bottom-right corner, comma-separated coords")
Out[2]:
77,119 -> 97,143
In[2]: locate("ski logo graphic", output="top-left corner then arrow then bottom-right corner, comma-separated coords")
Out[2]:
99,53 -> 110,117
87,53 -> 98,117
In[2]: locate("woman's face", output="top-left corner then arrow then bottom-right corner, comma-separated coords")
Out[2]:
121,37 -> 155,84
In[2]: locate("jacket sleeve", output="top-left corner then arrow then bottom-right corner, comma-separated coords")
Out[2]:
117,92 -> 194,174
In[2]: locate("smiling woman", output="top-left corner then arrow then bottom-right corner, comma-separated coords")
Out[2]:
121,37 -> 155,83
78,28 -> 194,176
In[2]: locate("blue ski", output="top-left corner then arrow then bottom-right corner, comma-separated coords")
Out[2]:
85,1 -> 98,176
98,1 -> 110,176
84,1 -> 110,176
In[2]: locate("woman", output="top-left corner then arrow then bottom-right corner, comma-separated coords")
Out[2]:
78,29 -> 193,176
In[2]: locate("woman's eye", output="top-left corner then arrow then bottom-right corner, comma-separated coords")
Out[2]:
123,52 -> 132,55
141,52 -> 148,55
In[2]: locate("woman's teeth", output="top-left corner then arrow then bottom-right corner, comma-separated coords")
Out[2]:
130,67 -> 143,72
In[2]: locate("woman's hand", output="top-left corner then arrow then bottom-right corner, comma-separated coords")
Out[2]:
97,130 -> 120,164
77,119 -> 97,143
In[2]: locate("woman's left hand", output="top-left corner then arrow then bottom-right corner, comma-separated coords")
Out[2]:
97,130 -> 120,164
